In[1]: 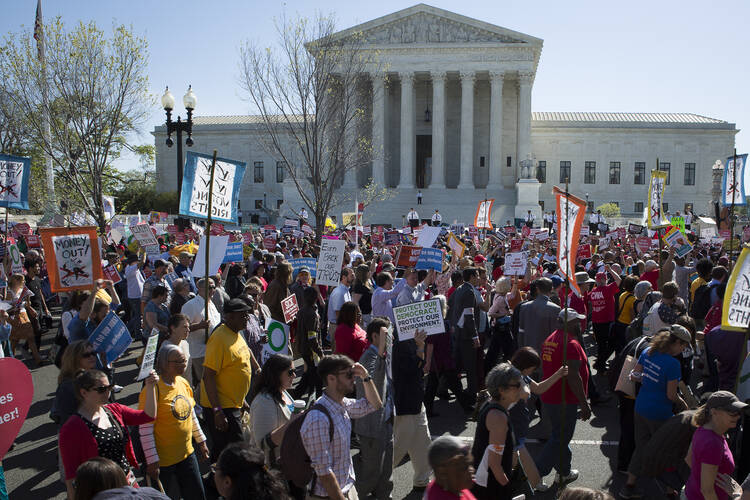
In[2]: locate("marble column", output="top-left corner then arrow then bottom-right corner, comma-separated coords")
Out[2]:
517,72 -> 533,176
458,71 -> 475,189
342,78 -> 358,188
487,71 -> 504,190
371,73 -> 386,187
399,72 -> 415,189
429,71 -> 447,189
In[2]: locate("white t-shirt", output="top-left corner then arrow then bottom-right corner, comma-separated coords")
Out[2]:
181,295 -> 221,358
125,263 -> 145,300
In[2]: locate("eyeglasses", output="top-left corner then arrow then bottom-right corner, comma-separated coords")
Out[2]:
287,368 -> 296,376
336,369 -> 355,379
81,352 -> 97,358
91,384 -> 114,394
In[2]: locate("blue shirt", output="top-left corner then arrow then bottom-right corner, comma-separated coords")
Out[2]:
635,347 -> 681,421
175,263 -> 198,294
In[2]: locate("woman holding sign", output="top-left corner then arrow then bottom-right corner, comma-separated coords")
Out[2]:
6,273 -> 47,365
59,368 -> 158,499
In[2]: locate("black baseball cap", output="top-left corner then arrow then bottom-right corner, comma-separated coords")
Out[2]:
224,298 -> 253,314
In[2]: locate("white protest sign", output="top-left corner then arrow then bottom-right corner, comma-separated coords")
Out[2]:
504,252 -> 528,276
8,244 -> 22,275
262,318 -> 289,364
722,246 -> 750,331
130,224 -> 159,254
415,226 -> 441,248
108,228 -> 123,245
598,235 -> 610,250
315,238 -> 346,287
392,298 -> 446,340
136,330 -> 160,381
192,235 -> 229,277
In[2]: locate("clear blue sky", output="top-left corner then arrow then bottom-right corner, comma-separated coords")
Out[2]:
3,0 -> 747,171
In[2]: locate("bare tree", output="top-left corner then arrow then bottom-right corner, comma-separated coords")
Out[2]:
0,19 -> 152,230
239,13 -> 385,240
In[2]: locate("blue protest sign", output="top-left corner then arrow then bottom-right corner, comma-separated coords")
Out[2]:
223,242 -> 244,263
88,312 -> 132,364
415,247 -> 444,271
0,154 -> 31,210
289,257 -> 317,278
163,272 -> 180,287
179,151 -> 247,224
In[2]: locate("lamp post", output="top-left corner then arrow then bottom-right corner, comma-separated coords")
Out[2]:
585,193 -> 590,212
161,86 -> 197,225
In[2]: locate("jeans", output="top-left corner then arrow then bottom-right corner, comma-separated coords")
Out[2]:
159,452 -> 206,500
592,321 -> 613,370
628,412 -> 668,477
617,394 -> 636,471
535,402 -> 579,477
459,339 -> 479,403
127,298 -> 142,337
355,435 -> 394,499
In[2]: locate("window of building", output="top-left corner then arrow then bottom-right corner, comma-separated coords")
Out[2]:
479,156 -> 485,167
276,161 -> 286,183
684,203 -> 693,212
276,200 -> 284,209
539,200 -> 544,210
609,162 -> 621,184
584,161 -> 596,184
634,162 -> 646,184
254,161 -> 264,183
634,202 -> 644,213
610,201 -> 619,207
659,162 -> 671,185
684,163 -> 695,186
587,201 -> 594,212
663,203 -> 669,212
537,161 -> 546,183
507,156 -> 512,167
559,161 -> 571,183
254,200 -> 263,209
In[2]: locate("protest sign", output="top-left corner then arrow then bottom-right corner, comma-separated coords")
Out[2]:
24,233 -> 40,248
88,311 -> 133,364
0,154 -> 31,210
130,223 -> 160,254
184,227 -> 197,241
628,223 -> 644,235
193,235 -> 229,277
175,232 -> 187,245
0,358 -> 33,460
167,224 -> 178,236
209,223 -> 225,235
662,225 -> 693,258
450,223 -> 465,235
14,223 -> 30,236
447,232 -> 466,259
384,231 -> 400,246
262,319 -> 289,364
504,252 -> 528,276
635,237 -> 652,254
415,226 -> 441,248
289,258 -> 317,278
316,238 -> 346,287
263,235 -> 277,250
504,225 -> 515,235
521,226 -> 530,238
722,246 -> 750,332
149,211 -> 161,223
395,245 -> 423,268
242,232 -> 254,245
616,227 -> 627,240
102,264 -> 122,285
163,272 -> 179,288
598,235 -> 610,250
553,186 -> 586,297
137,330 -> 160,381
474,199 -> 494,229
40,226 -> 102,292
648,170 -> 669,228
745,227 -> 750,243
670,217 -> 686,234
580,226 -> 589,238
7,243 -> 22,275
415,247 -> 444,272
103,195 -> 115,220
222,242 -> 244,263
510,239 -> 524,252
577,244 -> 591,260
179,151 -> 247,224
281,294 -> 299,324
392,298 -> 446,341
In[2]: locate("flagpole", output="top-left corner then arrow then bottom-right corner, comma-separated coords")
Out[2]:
204,151 -> 217,344
656,158 -> 663,286
36,0 -> 56,217
558,177 -> 570,495
355,192 -> 358,249
730,149 -> 738,271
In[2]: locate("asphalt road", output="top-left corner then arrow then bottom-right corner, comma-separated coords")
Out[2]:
4,324 -> 665,500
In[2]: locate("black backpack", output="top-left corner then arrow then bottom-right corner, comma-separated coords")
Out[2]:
690,283 -> 714,320
280,403 -> 333,489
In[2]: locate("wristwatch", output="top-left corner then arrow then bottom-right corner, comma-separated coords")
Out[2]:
362,375 -> 372,383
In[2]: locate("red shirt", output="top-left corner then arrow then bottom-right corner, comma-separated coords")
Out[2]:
567,291 -> 587,331
540,329 -> 589,405
492,266 -> 504,281
589,282 -> 619,324
425,480 -> 477,500
641,269 -> 659,291
334,323 -> 369,362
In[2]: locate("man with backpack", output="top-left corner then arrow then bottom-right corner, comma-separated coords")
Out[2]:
688,258 -> 714,330
298,354 -> 382,499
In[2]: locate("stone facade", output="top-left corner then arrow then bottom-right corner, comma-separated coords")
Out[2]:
154,4 -> 737,225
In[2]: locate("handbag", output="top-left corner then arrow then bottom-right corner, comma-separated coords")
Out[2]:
615,337 -> 647,397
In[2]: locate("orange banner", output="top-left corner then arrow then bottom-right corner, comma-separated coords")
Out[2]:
39,226 -> 103,292
553,187 -> 586,296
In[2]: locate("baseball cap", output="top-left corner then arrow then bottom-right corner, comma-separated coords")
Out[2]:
550,275 -> 563,287
427,435 -> 470,469
153,259 -> 168,269
298,266 -> 310,274
558,308 -> 586,322
668,325 -> 692,344
706,391 -> 748,413
595,271 -> 607,281
223,298 -> 253,314
474,254 -> 487,264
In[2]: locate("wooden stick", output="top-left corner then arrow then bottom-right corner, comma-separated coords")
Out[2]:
204,151 -> 217,344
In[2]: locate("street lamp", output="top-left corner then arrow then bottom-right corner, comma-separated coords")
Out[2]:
162,86 -> 197,216
585,193 -> 589,211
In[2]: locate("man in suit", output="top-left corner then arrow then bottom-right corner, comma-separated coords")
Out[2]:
517,277 -> 561,355
448,267 -> 483,406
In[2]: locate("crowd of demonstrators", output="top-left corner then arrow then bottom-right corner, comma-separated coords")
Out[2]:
6,209 -> 750,500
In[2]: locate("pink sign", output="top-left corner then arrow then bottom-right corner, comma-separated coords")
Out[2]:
0,358 -> 33,460
102,264 -> 122,285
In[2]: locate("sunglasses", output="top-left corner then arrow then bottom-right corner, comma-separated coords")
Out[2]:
81,352 -> 97,358
90,384 -> 114,394
336,369 -> 355,379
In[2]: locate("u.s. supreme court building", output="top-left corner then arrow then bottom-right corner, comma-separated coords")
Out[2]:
154,4 -> 737,226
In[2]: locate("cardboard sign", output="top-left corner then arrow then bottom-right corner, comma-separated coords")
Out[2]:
0,154 -> 31,210
384,231 -> 400,246
415,247 -> 444,271
175,232 -> 187,245
662,225 -> 693,258
0,357 -> 33,460
130,223 -> 160,254
263,235 -> 277,250
415,226 -> 441,248
40,226 -> 103,292
8,243 -> 22,275
262,318 -> 289,364
281,294 -> 299,324
447,232 -> 466,259
179,151 -> 247,224
395,245 -> 423,268
24,233 -> 41,248
510,239 -> 524,252
88,311 -> 133,364
102,264 -> 122,285
136,330 -> 159,381
722,246 -> 750,331
289,258 -> 317,278
222,242 -> 244,263
316,238 -> 346,287
504,252 -> 528,276
671,216 -> 686,234
628,223 -> 644,235
392,298 -> 446,340
635,236 -> 652,254
193,235 -> 229,277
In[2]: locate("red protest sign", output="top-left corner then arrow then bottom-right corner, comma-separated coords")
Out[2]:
395,245 -> 423,268
510,239 -> 523,252
184,227 -> 196,241
175,232 -> 187,245
210,223 -> 225,236
25,234 -> 41,248
577,244 -> 591,260
167,224 -> 178,236
14,223 -> 31,235
616,227 -> 627,240
504,225 -> 516,235
521,226 -> 530,238
635,236 -> 652,254
102,264 -> 122,285
0,358 -> 33,460
281,294 -> 299,324
243,233 -> 253,245
264,235 -> 277,250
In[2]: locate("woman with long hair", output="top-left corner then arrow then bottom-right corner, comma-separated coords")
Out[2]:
351,264 -> 374,326
51,341 -> 100,426
620,325 -> 691,499
6,273 -> 46,364
334,301 -> 369,363
73,457 -> 168,500
213,442 -> 290,500
265,262 -> 293,323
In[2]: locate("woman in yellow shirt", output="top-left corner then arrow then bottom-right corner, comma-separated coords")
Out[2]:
139,343 -> 209,499
612,276 -> 639,353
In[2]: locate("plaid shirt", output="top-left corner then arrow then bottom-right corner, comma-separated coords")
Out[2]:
140,275 -> 171,306
300,393 -> 375,496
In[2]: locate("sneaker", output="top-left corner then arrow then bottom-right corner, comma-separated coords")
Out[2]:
619,484 -> 644,499
555,469 -> 579,486
534,482 -> 551,492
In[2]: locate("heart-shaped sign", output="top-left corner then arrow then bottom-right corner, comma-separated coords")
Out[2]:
0,357 -> 33,460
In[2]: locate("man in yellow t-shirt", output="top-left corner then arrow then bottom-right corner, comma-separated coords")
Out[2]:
201,298 -> 256,457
